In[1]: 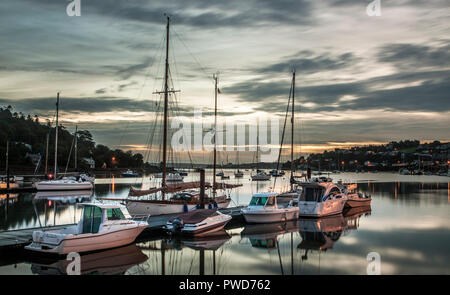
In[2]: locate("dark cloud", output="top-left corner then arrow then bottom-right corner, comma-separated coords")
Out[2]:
377,41 -> 450,70
257,51 -> 358,74
226,69 -> 450,113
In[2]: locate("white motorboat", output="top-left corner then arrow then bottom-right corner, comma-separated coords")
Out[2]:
165,209 -> 232,236
34,174 -> 94,191
295,178 -> 347,217
121,169 -> 139,177
166,173 -> 184,182
344,183 -> 372,208
25,203 -> 148,254
241,192 -> 299,224
234,170 -> 244,178
251,172 -> 271,181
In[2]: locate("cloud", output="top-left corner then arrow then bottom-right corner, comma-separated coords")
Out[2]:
377,41 -> 450,70
256,51 -> 359,74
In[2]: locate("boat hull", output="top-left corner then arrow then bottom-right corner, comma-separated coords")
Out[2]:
242,208 -> 299,224
167,217 -> 232,237
126,199 -> 231,216
25,225 -> 147,255
298,199 -> 346,218
34,182 -> 93,191
345,198 -> 371,208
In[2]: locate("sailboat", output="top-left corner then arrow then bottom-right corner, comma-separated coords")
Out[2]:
33,93 -> 94,191
251,135 -> 270,181
234,149 -> 244,178
276,70 -> 303,201
125,17 -> 233,216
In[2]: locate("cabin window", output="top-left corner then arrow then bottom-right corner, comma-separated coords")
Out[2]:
249,197 -> 268,206
107,208 -> 126,220
301,187 -> 323,202
82,206 -> 103,234
266,196 -> 275,206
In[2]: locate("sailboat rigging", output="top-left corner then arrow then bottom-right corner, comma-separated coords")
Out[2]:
126,16 -> 238,216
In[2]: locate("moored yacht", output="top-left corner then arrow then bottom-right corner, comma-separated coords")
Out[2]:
251,172 -> 271,181
25,203 -> 148,254
241,192 -> 299,223
295,178 -> 347,217
34,174 -> 94,191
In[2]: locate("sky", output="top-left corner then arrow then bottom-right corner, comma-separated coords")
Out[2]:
0,0 -> 449,164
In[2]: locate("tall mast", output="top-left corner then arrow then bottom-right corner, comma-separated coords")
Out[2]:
213,74 -> 218,197
74,125 -> 78,170
290,71 -> 295,189
54,92 -> 59,179
161,15 -> 170,199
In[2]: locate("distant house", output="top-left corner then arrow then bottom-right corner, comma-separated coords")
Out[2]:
82,157 -> 95,169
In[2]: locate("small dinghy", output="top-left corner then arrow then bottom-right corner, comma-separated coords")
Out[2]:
25,203 -> 148,255
165,209 -> 232,236
344,184 -> 372,208
241,192 -> 299,224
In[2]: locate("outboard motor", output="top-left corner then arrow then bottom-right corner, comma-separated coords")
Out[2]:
171,218 -> 184,233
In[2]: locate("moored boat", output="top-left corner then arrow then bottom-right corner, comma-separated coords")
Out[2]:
164,209 -> 232,236
34,174 -> 94,191
121,169 -> 139,177
295,178 -> 347,217
25,203 -> 148,254
251,172 -> 271,181
242,192 -> 299,223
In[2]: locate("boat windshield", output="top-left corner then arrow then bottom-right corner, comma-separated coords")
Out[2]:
300,187 -> 324,202
82,205 -> 103,233
107,208 -> 126,220
249,196 -> 268,206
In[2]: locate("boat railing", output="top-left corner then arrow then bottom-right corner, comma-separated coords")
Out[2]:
130,214 -> 152,224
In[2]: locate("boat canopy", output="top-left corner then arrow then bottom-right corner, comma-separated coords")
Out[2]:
249,193 -> 278,206
169,209 -> 220,224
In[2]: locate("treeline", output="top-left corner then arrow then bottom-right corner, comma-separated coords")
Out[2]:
0,106 -> 149,172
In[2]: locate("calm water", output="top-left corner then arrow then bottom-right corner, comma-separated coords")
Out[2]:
0,171 -> 449,275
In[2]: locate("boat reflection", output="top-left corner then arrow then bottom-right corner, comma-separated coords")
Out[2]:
298,207 -> 371,260
167,230 -> 231,251
241,221 -> 298,249
33,190 -> 94,204
29,244 -> 147,275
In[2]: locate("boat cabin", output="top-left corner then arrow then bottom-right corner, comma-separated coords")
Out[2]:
299,183 -> 343,203
77,203 -> 130,234
248,193 -> 278,208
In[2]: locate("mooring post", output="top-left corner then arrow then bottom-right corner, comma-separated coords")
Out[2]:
6,140 -> 10,190
200,168 -> 205,209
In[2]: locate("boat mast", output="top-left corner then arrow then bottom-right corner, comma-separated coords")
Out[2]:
162,15 -> 170,199
54,92 -> 59,179
213,73 -> 218,197
74,125 -> 78,170
290,71 -> 295,190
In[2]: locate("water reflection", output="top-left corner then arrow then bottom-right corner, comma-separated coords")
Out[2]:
0,173 -> 449,275
30,244 -> 147,275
